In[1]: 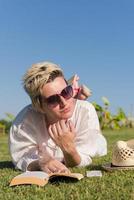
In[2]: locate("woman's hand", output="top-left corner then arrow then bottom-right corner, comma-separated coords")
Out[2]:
48,120 -> 76,152
48,120 -> 81,167
38,143 -> 70,173
39,158 -> 70,174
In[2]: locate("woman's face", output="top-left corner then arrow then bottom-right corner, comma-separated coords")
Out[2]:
41,76 -> 76,124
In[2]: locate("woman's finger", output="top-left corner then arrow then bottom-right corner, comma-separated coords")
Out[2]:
55,121 -> 62,136
48,125 -> 55,139
51,123 -> 58,138
68,120 -> 75,133
59,120 -> 68,133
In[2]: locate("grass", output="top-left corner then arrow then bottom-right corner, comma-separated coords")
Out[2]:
0,128 -> 134,200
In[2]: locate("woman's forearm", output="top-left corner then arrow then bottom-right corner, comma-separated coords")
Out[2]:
62,144 -> 81,167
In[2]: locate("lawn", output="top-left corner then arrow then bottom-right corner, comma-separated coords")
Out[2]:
0,128 -> 134,200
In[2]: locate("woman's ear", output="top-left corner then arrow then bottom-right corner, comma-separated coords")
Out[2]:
32,96 -> 46,113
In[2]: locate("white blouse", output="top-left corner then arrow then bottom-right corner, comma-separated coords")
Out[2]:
9,100 -> 107,171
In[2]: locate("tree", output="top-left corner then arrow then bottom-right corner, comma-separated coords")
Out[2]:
0,113 -> 15,134
92,97 -> 128,130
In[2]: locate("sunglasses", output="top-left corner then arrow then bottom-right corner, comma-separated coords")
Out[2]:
42,85 -> 73,108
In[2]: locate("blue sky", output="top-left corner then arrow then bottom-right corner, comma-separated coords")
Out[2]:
0,0 -> 134,119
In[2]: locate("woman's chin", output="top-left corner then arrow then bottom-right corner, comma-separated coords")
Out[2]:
60,111 -> 73,120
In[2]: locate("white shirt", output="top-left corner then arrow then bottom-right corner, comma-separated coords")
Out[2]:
9,100 -> 107,171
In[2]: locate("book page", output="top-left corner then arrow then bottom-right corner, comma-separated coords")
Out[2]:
10,171 -> 49,186
15,171 -> 49,179
10,171 -> 84,186
49,172 -> 84,180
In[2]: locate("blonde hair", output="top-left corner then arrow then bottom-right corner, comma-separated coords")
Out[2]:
23,61 -> 64,112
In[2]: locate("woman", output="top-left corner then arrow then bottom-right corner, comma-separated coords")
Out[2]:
9,61 -> 107,173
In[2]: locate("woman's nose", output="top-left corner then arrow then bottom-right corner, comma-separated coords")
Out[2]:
59,96 -> 67,107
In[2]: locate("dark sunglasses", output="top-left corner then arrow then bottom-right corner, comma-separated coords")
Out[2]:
42,85 -> 73,108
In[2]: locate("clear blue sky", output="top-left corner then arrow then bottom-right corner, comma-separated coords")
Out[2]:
0,0 -> 134,119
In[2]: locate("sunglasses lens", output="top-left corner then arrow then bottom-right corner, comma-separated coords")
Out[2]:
44,85 -> 73,108
61,85 -> 73,99
46,95 -> 60,107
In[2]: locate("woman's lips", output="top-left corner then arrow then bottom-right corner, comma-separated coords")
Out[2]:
61,107 -> 70,113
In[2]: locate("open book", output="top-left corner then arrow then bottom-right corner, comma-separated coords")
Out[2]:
10,171 -> 84,186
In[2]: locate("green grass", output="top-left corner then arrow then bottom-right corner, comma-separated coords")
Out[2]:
0,128 -> 134,200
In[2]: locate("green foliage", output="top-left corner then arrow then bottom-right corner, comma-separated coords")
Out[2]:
92,97 -> 129,130
0,119 -> 12,134
0,113 -> 15,134
0,123 -> 5,134
4,113 -> 15,121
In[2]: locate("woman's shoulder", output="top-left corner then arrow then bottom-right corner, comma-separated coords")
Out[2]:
72,100 -> 96,120
12,105 -> 42,125
76,99 -> 95,110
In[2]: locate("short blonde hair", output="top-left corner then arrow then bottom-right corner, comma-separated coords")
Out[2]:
23,61 -> 64,112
